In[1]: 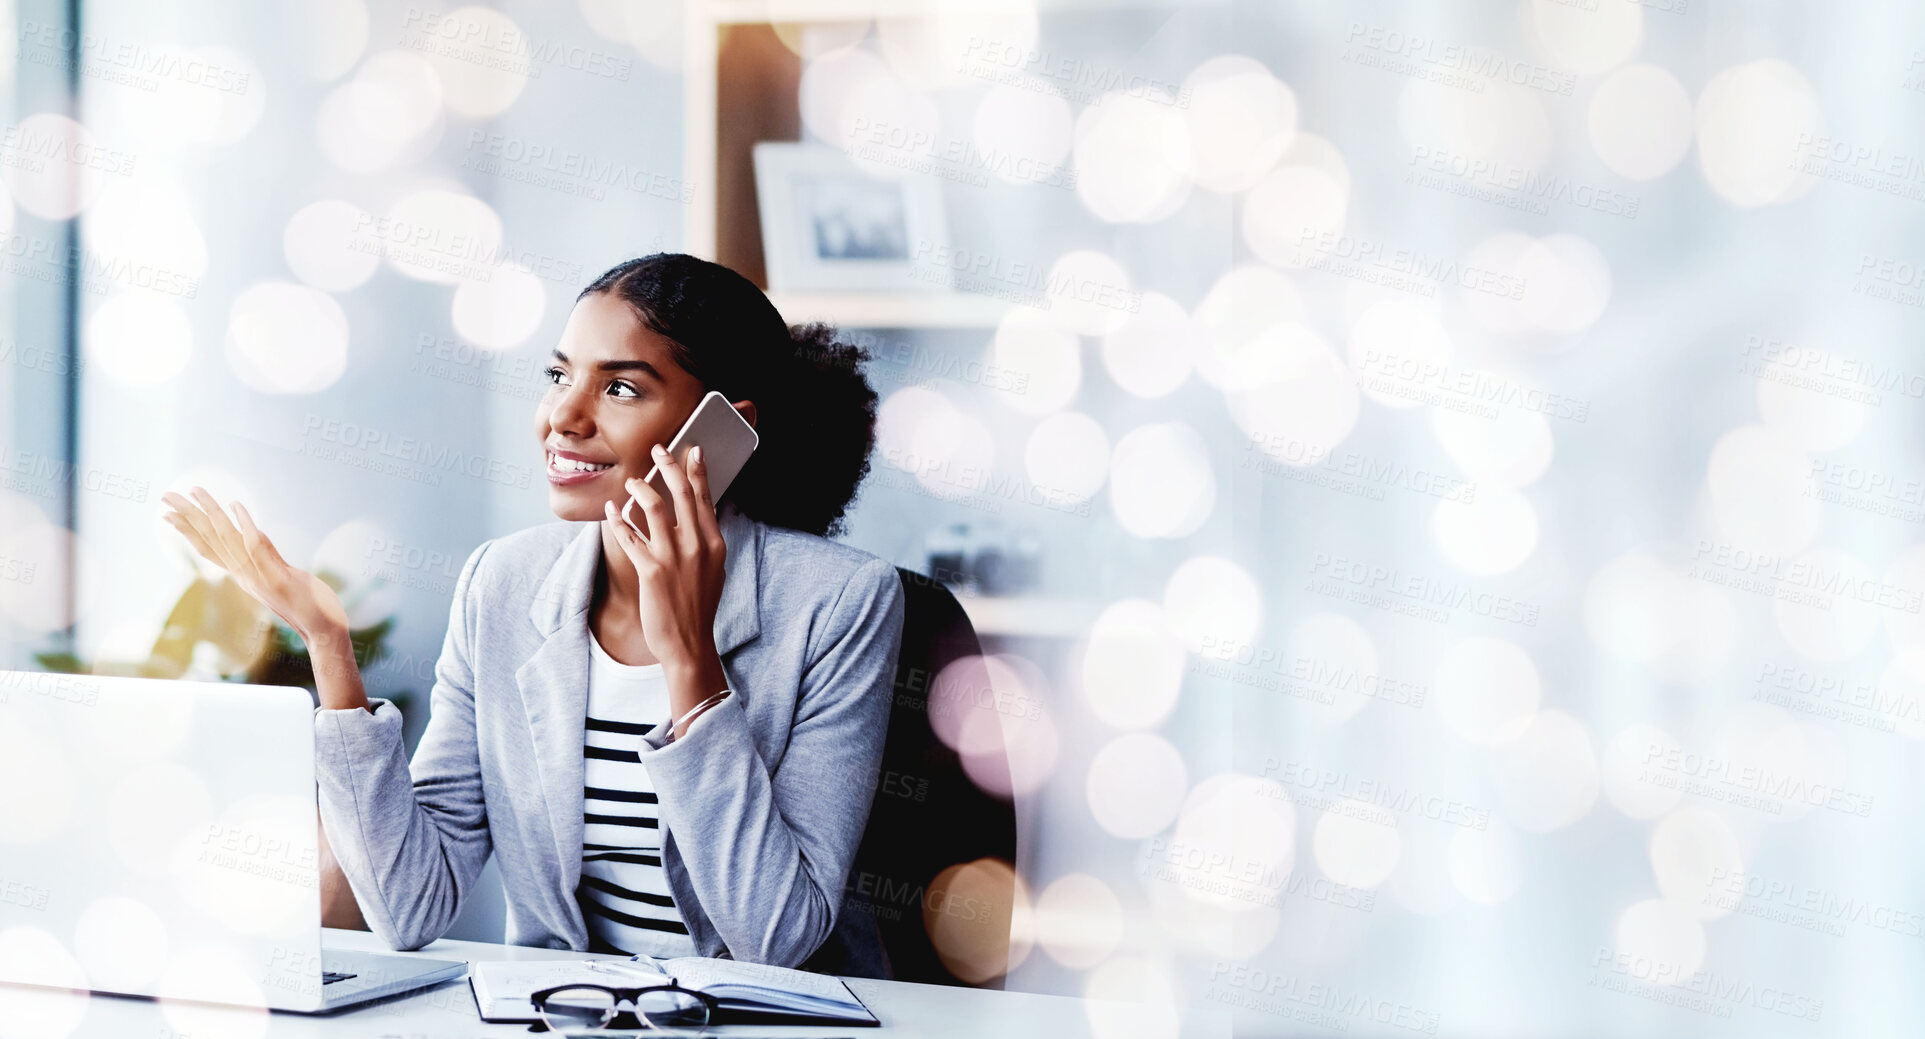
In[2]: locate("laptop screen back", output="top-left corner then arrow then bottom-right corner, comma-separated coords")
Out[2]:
0,670 -> 324,1009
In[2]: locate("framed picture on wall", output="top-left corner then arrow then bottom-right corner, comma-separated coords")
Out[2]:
752,142 -> 950,293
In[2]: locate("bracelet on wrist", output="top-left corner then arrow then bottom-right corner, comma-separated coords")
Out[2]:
667,689 -> 731,743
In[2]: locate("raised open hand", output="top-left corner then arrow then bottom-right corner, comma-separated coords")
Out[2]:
160,487 -> 350,643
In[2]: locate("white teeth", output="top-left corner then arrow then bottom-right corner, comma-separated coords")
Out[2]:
550,453 -> 613,473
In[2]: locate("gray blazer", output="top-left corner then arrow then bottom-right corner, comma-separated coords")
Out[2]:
312,499 -> 907,975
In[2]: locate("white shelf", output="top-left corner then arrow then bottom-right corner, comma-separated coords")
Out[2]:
697,0 -> 911,23
695,0 -> 1202,23
769,291 -> 1014,329
955,594 -> 1103,639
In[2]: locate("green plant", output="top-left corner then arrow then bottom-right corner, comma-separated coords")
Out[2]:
36,569 -> 396,691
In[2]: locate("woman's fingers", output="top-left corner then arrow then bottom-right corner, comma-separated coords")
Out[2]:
685,445 -> 715,512
192,487 -> 252,568
232,505 -> 298,602
604,499 -> 633,544
160,509 -> 222,566
650,444 -> 700,546
604,500 -> 652,560
191,489 -> 273,596
623,473 -> 673,555
229,501 -> 272,561
686,446 -> 726,556
219,501 -> 279,592
161,490 -> 234,570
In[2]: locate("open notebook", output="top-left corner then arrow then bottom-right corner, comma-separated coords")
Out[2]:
469,955 -> 881,1026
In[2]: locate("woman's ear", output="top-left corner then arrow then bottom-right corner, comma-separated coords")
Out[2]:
732,399 -> 757,430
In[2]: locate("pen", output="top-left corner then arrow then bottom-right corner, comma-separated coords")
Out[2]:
582,959 -> 664,982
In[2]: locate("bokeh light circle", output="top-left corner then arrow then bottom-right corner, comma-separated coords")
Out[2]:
1770,548 -> 1882,662
1313,800 -> 1402,889
380,188 -> 505,285
1108,423 -> 1215,539
225,282 -> 351,394
1100,291 -> 1197,399
1756,345 -> 1870,451
1171,54 -> 1297,193
1024,411 -> 1110,504
1167,774 -> 1294,912
1044,250 -> 1135,337
990,306 -> 1081,414
1583,551 -> 1737,685
294,0 -> 371,81
1705,425 -> 1821,556
1347,298 -> 1451,411
1193,265 -> 1306,389
83,179 -> 208,285
74,896 -> 170,994
1649,807 -> 1744,920
1493,710 -> 1599,832
1161,556 -> 1262,654
1615,898 -> 1706,985
1226,326 -> 1360,466
1087,733 -> 1188,839
1035,873 -> 1125,970
85,294 -> 194,386
1073,89 -> 1192,223
1588,64 -> 1693,180
452,266 -> 548,350
1434,636 -> 1541,745
417,6 -> 532,117
971,79 -> 1074,185
1600,724 -> 1686,820
1433,489 -> 1539,575
1530,0 -> 1642,75
1081,598 -> 1186,729
1431,404 -> 1554,488
926,859 -> 1025,984
1242,163 -> 1348,269
284,199 -> 381,292
1697,59 -> 1823,207
1,114 -> 105,219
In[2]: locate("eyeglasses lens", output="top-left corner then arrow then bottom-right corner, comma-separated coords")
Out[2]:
539,986 -> 617,1033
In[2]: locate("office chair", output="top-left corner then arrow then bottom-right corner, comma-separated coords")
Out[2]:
839,568 -> 1018,987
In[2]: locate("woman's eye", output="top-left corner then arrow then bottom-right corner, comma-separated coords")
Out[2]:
608,381 -> 639,399
544,366 -> 567,385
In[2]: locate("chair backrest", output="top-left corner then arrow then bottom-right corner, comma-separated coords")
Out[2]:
843,568 -> 1017,987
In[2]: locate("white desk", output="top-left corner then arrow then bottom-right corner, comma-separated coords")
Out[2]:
31,927 -> 1230,1038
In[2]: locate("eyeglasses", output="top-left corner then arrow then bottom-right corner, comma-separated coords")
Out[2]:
529,980 -> 719,1035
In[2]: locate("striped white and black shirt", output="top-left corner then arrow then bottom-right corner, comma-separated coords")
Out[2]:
578,633 -> 698,957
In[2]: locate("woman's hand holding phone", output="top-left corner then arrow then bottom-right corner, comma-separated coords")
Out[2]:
603,444 -> 733,740
159,487 -> 370,712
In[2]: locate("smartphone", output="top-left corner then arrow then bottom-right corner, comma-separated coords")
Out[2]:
621,390 -> 759,535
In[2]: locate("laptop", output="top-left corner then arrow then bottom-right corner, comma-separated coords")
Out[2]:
0,669 -> 468,1012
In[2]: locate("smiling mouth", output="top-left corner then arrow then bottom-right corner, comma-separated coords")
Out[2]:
549,452 -> 616,475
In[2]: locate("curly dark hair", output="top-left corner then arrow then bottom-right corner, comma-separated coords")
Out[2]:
577,253 -> 879,538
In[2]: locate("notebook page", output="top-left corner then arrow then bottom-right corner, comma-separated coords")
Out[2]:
664,957 -> 866,1009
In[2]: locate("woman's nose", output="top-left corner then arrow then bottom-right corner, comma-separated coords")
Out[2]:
546,383 -> 593,436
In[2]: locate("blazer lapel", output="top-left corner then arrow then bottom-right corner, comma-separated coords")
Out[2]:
514,503 -> 763,947
711,500 -> 762,657
515,521 -> 599,945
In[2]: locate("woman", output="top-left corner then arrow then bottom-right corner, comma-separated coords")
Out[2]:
160,253 -> 906,976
